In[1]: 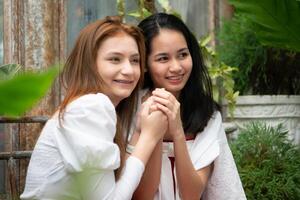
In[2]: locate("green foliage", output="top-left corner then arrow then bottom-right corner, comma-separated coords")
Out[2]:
0,66 -> 59,117
156,0 -> 181,18
117,0 -> 125,19
217,15 -> 267,94
127,0 -> 152,20
229,0 -> 300,52
127,0 -> 180,20
230,122 -> 300,200
199,35 -> 238,117
217,14 -> 300,95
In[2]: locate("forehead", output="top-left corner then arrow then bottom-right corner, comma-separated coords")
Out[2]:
150,29 -> 187,53
98,32 -> 139,54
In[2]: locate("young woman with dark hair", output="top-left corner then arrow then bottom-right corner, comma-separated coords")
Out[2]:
20,16 -> 167,200
128,13 -> 245,200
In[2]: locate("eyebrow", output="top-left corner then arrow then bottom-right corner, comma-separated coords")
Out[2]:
154,52 -> 168,57
154,47 -> 189,57
178,48 -> 189,53
106,52 -> 140,57
131,53 -> 140,57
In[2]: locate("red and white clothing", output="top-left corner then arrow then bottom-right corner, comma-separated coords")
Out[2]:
130,90 -> 246,200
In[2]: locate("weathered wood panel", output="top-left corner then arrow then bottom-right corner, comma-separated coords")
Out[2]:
3,0 -> 66,198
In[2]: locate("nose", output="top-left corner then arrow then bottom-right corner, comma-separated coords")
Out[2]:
169,59 -> 182,73
121,60 -> 134,75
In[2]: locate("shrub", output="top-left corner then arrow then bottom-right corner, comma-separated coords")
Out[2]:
230,122 -> 300,200
217,14 -> 300,95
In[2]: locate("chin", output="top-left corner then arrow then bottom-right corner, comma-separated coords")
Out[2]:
166,85 -> 184,92
118,91 -> 133,100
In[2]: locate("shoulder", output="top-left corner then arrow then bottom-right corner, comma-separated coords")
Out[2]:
69,93 -> 114,109
66,93 -> 115,117
194,111 -> 223,143
209,111 -> 222,126
190,111 -> 223,169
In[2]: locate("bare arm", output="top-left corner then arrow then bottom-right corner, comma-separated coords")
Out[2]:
132,137 -> 162,200
152,89 -> 212,200
173,131 -> 212,200
128,100 -> 164,199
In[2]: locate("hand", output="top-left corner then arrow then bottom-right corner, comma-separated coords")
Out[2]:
152,88 -> 184,140
139,97 -> 168,143
135,96 -> 155,134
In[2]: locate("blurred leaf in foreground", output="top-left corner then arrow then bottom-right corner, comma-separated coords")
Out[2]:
0,66 -> 59,117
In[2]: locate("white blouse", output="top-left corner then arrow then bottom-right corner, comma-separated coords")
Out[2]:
21,93 -> 145,200
130,90 -> 246,200
156,112 -> 246,200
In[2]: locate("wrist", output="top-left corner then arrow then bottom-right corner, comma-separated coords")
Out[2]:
172,128 -> 185,142
131,133 -> 158,165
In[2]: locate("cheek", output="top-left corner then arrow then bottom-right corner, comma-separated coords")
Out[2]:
149,63 -> 166,78
135,65 -> 141,78
184,58 -> 193,74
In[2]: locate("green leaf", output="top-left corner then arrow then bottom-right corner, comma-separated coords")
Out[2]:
142,8 -> 152,18
199,35 -> 212,47
127,11 -> 142,18
229,0 -> 300,52
0,67 -> 59,117
157,0 -> 171,12
117,0 -> 125,17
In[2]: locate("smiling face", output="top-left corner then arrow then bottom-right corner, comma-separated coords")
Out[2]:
147,29 -> 192,98
96,32 -> 141,106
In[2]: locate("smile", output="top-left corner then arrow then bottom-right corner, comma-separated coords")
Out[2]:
114,80 -> 134,84
166,74 -> 184,80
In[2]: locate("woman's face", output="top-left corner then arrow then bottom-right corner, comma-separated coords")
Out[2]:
147,29 -> 192,98
96,32 -> 141,106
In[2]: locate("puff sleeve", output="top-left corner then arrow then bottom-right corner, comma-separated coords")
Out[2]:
190,111 -> 222,170
54,93 -> 120,172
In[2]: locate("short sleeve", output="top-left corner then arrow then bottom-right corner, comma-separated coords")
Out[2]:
190,112 -> 222,170
54,93 -> 120,172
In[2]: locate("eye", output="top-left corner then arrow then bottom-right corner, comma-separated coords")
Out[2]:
108,57 -> 121,63
130,57 -> 140,65
178,51 -> 189,60
156,56 -> 169,63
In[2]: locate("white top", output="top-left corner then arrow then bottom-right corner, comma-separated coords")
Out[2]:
130,90 -> 246,200
20,93 -> 145,200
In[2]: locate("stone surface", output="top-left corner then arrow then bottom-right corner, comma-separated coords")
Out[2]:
223,95 -> 300,144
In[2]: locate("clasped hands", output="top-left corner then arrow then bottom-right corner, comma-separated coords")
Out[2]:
134,88 -> 184,143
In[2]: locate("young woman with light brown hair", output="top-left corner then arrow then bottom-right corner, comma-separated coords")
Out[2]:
21,16 -> 167,200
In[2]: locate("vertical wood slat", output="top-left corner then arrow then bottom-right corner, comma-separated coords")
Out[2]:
2,0 -> 66,198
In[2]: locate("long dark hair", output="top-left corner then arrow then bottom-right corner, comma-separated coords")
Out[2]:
138,13 -> 220,134
60,16 -> 145,176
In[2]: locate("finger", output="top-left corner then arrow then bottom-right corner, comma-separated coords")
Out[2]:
149,104 -> 158,113
153,96 -> 172,109
156,103 -> 172,118
152,89 -> 175,101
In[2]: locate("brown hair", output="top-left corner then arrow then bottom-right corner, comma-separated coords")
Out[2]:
59,16 -> 145,177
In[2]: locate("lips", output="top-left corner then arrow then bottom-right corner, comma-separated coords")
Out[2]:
166,74 -> 184,83
114,80 -> 134,84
